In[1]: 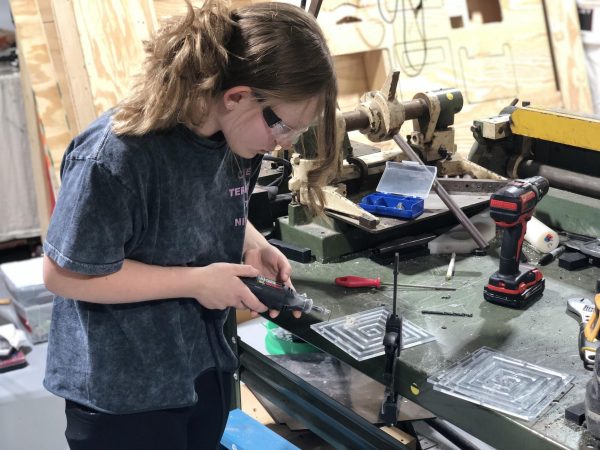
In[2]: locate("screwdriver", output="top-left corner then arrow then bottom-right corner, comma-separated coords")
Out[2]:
241,275 -> 330,315
335,276 -> 456,291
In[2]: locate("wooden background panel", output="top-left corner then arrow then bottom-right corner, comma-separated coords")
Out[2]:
10,0 -> 72,187
321,0 -> 574,154
38,0 -> 77,135
154,0 -> 278,22
335,53 -> 374,111
393,38 -> 459,97
544,0 -> 593,113
71,0 -> 158,118
320,7 -> 391,57
457,44 -> 520,104
36,0 -> 53,21
52,0 -> 99,133
154,0 -> 194,19
42,22 -> 76,133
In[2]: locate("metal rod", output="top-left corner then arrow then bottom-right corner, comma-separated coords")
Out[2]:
446,252 -> 456,281
381,283 -> 456,291
424,418 -> 481,450
342,110 -> 370,132
392,253 -> 399,315
308,0 -> 323,18
392,134 -> 489,252
403,99 -> 429,121
342,100 -> 428,133
421,310 -> 473,317
517,160 -> 600,200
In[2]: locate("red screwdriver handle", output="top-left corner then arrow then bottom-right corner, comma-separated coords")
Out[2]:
335,276 -> 381,288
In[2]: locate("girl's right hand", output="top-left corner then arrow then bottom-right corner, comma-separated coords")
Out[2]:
186,263 -> 267,312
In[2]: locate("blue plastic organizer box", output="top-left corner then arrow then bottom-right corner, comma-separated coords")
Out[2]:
359,160 -> 437,220
359,193 -> 424,219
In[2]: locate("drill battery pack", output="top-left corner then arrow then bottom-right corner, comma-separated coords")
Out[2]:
484,268 -> 545,308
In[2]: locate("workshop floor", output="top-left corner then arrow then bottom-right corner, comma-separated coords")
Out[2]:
237,318 -> 493,450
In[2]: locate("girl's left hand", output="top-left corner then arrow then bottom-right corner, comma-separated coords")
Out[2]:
243,245 -> 300,319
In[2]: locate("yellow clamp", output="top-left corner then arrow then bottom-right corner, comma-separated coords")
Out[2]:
584,293 -> 600,342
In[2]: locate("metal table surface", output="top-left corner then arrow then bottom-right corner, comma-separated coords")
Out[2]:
267,248 -> 600,449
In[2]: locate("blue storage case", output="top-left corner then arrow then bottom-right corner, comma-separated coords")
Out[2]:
360,193 -> 424,219
359,161 -> 437,220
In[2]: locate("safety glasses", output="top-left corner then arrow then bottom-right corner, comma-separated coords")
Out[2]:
262,106 -> 310,145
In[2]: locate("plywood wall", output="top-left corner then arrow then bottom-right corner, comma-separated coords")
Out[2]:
543,0 -> 593,113
37,0 -> 77,135
318,0 -> 591,154
10,0 -> 71,191
71,1 -> 158,118
52,0 -> 158,133
153,0 -> 254,20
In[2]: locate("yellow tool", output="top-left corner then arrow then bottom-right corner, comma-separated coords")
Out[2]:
584,288 -> 600,344
585,282 -> 600,439
568,296 -> 598,367
470,101 -> 600,200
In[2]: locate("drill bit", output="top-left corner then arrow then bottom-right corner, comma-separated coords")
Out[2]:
421,310 -> 472,317
381,282 -> 456,291
310,304 -> 330,315
303,296 -> 331,318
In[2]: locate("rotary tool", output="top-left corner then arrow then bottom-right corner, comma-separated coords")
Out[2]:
241,275 -> 330,315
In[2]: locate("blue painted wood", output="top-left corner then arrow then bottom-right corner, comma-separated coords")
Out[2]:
221,408 -> 300,450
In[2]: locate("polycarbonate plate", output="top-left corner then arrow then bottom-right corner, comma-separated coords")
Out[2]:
310,306 -> 436,361
427,347 -> 573,421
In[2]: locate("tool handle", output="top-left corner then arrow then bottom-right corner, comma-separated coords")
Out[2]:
243,275 -> 314,313
585,293 -> 600,342
241,276 -> 289,310
498,219 -> 528,276
335,276 -> 381,288
538,245 -> 566,266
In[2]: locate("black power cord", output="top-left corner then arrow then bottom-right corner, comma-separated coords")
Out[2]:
401,0 -> 427,77
376,0 -> 428,77
377,0 -> 400,24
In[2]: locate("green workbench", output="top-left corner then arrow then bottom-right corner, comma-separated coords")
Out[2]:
264,248 -> 599,449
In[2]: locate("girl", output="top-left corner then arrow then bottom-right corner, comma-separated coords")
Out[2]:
42,1 -> 338,449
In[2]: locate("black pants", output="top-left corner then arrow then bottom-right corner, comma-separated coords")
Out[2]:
64,370 -> 232,450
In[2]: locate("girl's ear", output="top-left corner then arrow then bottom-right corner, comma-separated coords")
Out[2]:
222,86 -> 253,110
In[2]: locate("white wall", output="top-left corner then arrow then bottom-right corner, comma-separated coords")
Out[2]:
0,0 -> 14,31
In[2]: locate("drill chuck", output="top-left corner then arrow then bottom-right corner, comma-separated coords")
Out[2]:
489,176 -> 549,225
527,176 -> 550,202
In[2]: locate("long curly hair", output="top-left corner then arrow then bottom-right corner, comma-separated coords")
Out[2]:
112,0 -> 338,214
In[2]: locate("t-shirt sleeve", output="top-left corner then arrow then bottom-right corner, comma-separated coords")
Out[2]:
44,158 -> 139,276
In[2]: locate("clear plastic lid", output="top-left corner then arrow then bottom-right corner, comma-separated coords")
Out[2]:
377,161 -> 437,198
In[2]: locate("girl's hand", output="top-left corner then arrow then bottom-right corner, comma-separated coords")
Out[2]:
187,263 -> 267,313
243,245 -> 301,319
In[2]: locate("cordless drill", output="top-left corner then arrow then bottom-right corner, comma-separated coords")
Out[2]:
484,176 -> 550,308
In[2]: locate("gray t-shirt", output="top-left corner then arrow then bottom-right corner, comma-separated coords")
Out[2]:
43,112 -> 262,414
